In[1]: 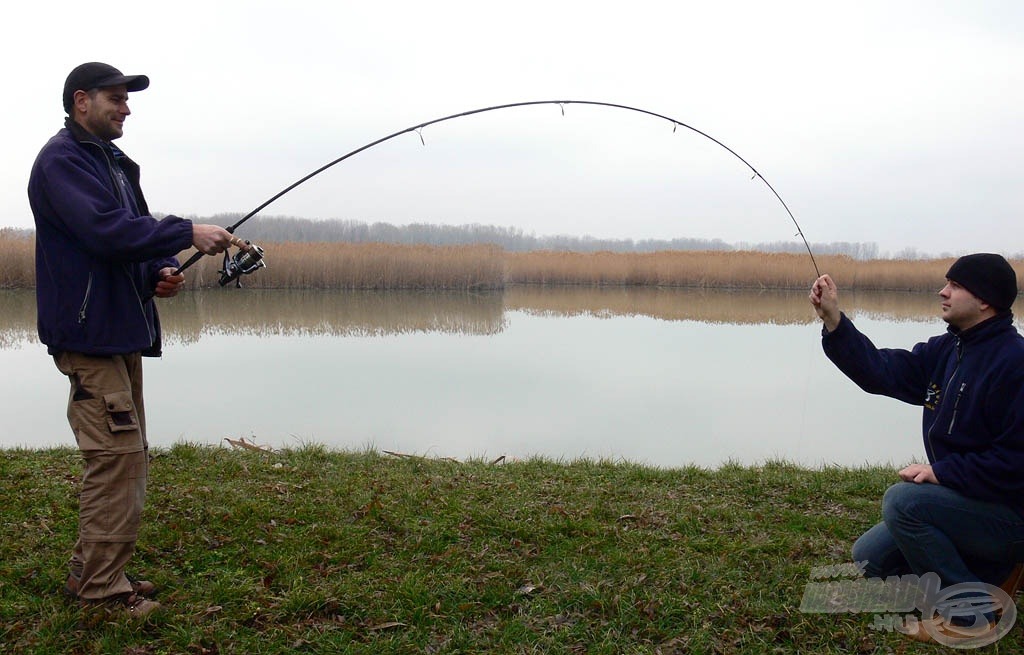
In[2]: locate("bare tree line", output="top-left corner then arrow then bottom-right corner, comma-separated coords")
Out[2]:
164,214 -> 890,259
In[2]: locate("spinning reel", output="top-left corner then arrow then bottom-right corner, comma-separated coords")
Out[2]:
218,239 -> 267,287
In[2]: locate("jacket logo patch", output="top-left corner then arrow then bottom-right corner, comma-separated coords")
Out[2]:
924,383 -> 941,410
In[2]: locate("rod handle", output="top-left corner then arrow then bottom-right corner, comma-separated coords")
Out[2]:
173,250 -> 205,276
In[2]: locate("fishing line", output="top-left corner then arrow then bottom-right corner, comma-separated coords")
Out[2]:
174,100 -> 820,277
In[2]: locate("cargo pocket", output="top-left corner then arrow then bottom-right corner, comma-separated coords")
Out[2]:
103,391 -> 140,433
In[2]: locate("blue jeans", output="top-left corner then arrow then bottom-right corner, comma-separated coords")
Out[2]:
852,482 -> 1024,587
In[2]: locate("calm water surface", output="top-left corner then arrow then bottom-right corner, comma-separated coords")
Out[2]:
0,287 -> 966,468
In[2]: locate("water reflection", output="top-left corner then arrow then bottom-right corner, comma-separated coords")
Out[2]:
158,289 -> 507,342
0,287 -> 961,467
0,290 -> 36,349
505,287 -> 943,325
0,287 -> 944,347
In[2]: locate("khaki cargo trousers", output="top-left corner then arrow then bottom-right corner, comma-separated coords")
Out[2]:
54,352 -> 148,601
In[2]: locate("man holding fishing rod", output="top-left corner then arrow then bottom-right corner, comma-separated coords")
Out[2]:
809,254 -> 1024,645
28,62 -> 237,619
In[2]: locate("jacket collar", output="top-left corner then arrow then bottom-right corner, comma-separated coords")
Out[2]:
948,311 -> 1015,342
64,116 -> 108,147
63,117 -> 134,159
62,117 -> 147,214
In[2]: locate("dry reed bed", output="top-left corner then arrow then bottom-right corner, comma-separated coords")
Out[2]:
0,234 -> 1019,292
182,241 -> 506,290
506,250 -> 817,288
505,251 -> 967,291
0,232 -> 34,289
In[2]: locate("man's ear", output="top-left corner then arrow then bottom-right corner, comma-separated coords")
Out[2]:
72,89 -> 90,114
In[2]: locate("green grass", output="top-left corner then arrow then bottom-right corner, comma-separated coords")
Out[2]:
1,445 -> 1019,653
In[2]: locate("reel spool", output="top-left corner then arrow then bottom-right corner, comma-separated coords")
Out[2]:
218,240 -> 267,287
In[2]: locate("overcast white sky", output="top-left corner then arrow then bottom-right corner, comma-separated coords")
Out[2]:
3,0 -> 1022,257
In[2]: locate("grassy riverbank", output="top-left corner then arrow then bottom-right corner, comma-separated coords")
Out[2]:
3,233 -> 1017,292
4,445 -> 1015,654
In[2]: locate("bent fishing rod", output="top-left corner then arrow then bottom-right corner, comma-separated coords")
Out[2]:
174,100 -> 820,282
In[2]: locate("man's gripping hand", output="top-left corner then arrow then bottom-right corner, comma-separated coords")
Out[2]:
154,268 -> 185,298
809,274 -> 842,332
192,224 -> 234,255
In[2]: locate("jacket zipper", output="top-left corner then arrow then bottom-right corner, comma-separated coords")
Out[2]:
925,338 -> 964,459
76,139 -> 109,327
948,382 -> 967,434
77,138 -> 152,340
78,273 -> 93,324
125,265 -> 154,344
82,140 -> 123,200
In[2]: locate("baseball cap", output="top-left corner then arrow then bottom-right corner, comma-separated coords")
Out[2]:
63,62 -> 150,114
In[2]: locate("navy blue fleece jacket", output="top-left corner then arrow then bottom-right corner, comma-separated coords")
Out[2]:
822,312 -> 1024,516
28,119 -> 193,356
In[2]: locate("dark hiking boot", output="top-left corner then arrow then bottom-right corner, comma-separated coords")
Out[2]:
999,563 -> 1024,597
80,592 -> 161,620
904,614 -> 1000,647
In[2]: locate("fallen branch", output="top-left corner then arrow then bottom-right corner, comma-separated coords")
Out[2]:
383,450 -> 459,462
224,437 -> 274,453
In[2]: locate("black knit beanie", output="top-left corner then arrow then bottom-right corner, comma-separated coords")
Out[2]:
945,253 -> 1018,311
